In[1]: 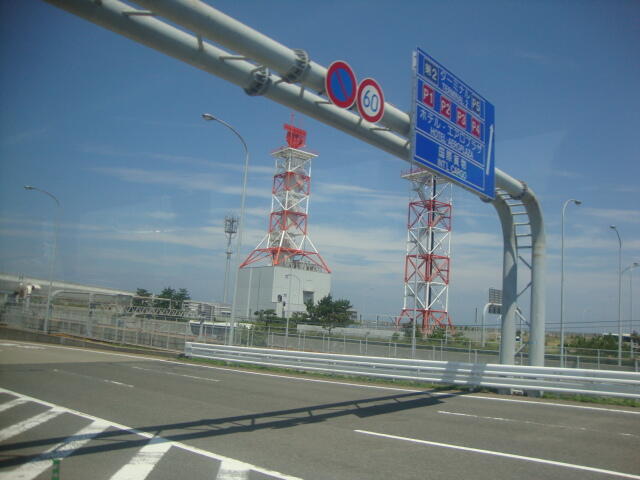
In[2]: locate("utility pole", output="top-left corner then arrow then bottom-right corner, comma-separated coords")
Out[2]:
223,215 -> 238,303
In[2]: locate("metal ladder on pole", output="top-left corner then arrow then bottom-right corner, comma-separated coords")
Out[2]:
496,188 -> 533,362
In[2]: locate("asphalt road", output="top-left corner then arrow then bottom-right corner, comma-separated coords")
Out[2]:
0,340 -> 639,479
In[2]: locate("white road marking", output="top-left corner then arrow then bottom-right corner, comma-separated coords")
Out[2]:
52,368 -> 133,388
0,408 -> 64,442
437,410 -> 640,439
0,419 -> 110,480
131,365 -> 219,382
467,394 -> 640,415
0,388 -> 302,480
0,397 -> 28,413
109,436 -> 172,480
6,340 -> 639,416
181,374 -> 219,382
0,342 -> 45,349
216,459 -> 250,480
104,380 -> 134,388
355,429 -> 640,479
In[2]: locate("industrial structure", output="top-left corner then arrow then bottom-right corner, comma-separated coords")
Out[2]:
397,170 -> 454,334
235,122 -> 331,319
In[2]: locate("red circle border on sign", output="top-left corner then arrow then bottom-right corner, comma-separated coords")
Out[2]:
356,78 -> 385,123
325,60 -> 357,109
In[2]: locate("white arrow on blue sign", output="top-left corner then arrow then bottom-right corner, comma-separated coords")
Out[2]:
411,48 -> 495,199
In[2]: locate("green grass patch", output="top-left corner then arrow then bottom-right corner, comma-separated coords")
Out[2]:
541,392 -> 640,408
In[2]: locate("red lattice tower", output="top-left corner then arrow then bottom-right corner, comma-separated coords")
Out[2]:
240,122 -> 330,273
396,168 -> 454,334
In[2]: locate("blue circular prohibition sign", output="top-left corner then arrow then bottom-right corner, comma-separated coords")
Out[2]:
326,61 -> 357,109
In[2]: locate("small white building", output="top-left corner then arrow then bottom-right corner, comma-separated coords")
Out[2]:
234,266 -> 330,319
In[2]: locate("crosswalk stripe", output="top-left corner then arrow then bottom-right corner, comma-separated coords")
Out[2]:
0,408 -> 64,442
108,436 -> 172,480
0,397 -> 28,413
215,459 -> 251,480
0,388 -> 303,480
0,419 -> 111,480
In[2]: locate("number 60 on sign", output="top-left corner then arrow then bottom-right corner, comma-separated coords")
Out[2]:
357,78 -> 385,123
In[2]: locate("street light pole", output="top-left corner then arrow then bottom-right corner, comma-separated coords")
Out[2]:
202,113 -> 249,346
631,264 -> 638,338
560,199 -> 581,367
609,225 -> 623,366
24,185 -> 60,334
284,272 -> 301,350
623,262 -> 639,354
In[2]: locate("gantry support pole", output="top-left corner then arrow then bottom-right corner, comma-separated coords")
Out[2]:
491,196 -> 518,365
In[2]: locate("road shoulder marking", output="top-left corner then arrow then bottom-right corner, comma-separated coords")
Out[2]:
355,429 -> 640,479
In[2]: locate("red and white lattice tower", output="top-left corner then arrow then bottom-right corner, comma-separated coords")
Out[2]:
240,122 -> 330,273
396,168 -> 454,334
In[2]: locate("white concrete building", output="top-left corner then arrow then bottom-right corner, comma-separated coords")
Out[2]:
235,266 -> 330,319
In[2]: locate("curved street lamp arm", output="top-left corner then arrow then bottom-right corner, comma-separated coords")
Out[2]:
24,185 -> 61,207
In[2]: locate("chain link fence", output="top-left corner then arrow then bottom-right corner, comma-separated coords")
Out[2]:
1,302 -> 637,372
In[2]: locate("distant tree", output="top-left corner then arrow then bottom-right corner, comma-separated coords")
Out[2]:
173,288 -> 191,309
566,334 -> 618,351
402,321 -> 423,341
136,288 -> 152,297
305,294 -> 353,333
428,326 -> 446,340
155,287 -> 176,308
255,309 -> 279,324
153,287 -> 191,310
133,288 -> 152,307
290,311 -> 308,323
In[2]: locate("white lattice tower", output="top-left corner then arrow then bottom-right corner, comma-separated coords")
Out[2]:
397,168 -> 454,334
240,123 -> 330,273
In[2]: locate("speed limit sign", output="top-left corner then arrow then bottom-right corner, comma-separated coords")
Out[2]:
356,78 -> 385,123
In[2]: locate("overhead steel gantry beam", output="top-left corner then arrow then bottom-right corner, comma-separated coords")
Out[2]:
43,0 -> 546,366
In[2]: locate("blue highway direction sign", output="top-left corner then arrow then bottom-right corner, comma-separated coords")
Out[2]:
411,48 -> 495,199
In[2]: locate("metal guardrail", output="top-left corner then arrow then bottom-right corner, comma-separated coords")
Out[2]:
185,343 -> 640,399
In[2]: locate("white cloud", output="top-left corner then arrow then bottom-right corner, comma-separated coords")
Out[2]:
582,207 -> 640,224
1,127 -> 49,146
91,167 -> 272,199
80,143 -> 274,175
147,211 -> 177,221
77,246 -> 217,269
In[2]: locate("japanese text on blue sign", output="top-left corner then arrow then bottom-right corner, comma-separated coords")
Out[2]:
412,48 -> 495,199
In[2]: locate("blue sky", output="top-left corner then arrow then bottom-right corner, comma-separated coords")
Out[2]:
1,0 -> 639,333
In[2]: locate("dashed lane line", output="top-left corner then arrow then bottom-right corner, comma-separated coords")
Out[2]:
51,369 -> 133,388
437,410 -> 640,438
130,365 -> 220,382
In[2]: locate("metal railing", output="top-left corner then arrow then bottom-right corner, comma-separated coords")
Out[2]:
0,304 -> 214,352
2,304 -> 637,373
185,343 -> 640,399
